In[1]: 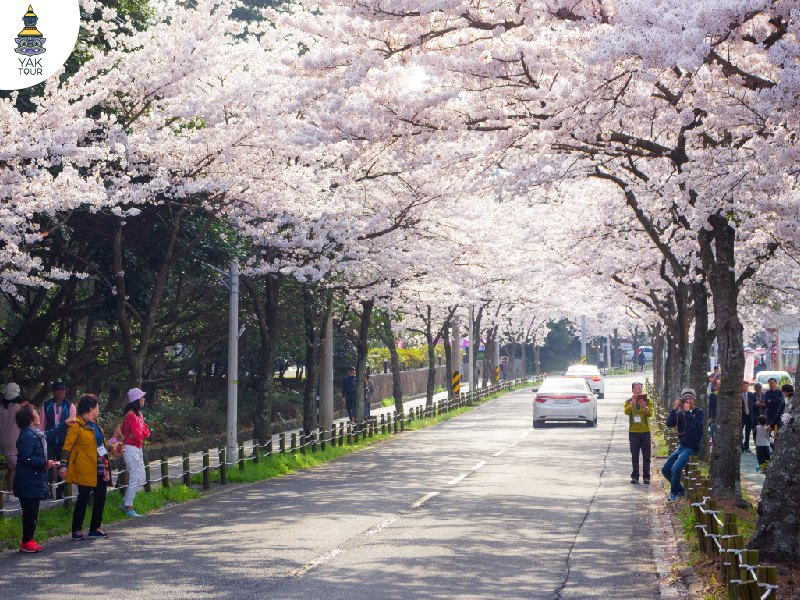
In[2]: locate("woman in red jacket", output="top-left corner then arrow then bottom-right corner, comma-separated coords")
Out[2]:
120,388 -> 150,517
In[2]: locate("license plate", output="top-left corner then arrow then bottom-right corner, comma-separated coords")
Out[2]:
553,399 -> 571,404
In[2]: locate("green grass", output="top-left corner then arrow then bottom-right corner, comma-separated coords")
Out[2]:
0,484 -> 200,550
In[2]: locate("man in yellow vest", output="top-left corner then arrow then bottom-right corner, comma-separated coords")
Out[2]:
625,381 -> 652,484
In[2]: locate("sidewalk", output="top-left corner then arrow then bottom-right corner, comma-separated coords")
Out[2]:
739,448 -> 764,495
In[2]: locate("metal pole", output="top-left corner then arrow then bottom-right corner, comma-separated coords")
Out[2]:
581,315 -> 587,363
469,305 -> 474,392
320,316 -> 334,439
226,261 -> 239,462
451,317 -> 461,391
495,339 -> 500,382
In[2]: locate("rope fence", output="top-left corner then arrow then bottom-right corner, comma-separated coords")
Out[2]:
646,380 -> 779,600
0,378 -> 525,518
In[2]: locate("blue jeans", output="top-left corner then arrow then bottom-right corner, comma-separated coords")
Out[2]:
661,446 -> 697,496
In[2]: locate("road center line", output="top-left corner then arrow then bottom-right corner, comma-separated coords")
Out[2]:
471,461 -> 487,471
410,493 -> 439,508
492,450 -> 505,457
520,431 -> 530,439
448,473 -> 468,485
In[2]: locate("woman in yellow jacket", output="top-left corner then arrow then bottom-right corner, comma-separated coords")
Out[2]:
58,394 -> 122,540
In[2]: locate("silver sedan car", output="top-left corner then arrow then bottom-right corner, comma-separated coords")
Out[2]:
532,376 -> 598,428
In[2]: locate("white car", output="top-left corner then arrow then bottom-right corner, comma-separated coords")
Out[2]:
532,376 -> 598,428
752,370 -> 794,388
564,364 -> 605,398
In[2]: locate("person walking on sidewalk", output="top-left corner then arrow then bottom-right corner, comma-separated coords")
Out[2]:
624,382 -> 652,484
120,388 -> 150,518
754,415 -> 771,471
363,375 -> 374,421
342,367 -> 357,423
740,380 -> 752,452
13,402 -> 75,553
661,389 -> 705,501
59,394 -> 122,540
748,383 -> 765,449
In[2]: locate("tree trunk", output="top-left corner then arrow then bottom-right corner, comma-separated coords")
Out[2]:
382,316 -> 403,413
301,284 -> 326,433
748,380 -> 800,561
354,300 -> 374,423
471,307 -> 483,390
652,323 -> 664,396
425,306 -> 436,407
663,335 -> 678,410
242,273 -> 280,446
443,320 -> 453,398
704,214 -> 744,498
689,280 -> 712,460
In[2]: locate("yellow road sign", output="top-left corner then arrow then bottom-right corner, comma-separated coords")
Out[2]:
452,371 -> 461,394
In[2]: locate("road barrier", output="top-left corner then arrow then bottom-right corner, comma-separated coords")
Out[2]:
646,381 -> 779,600
0,378 -> 526,518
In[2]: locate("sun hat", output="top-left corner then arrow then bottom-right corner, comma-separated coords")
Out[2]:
4,382 -> 20,400
127,388 -> 146,402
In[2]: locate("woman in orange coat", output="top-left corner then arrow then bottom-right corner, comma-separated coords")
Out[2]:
59,394 -> 122,540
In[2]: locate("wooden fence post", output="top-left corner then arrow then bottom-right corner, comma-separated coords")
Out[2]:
381,413 -> 386,434
239,444 -> 245,471
280,432 -> 286,455
161,454 -> 170,489
291,432 -> 297,454
183,452 -> 191,487
218,446 -> 227,486
253,442 -> 260,465
202,449 -> 210,491
144,458 -> 152,493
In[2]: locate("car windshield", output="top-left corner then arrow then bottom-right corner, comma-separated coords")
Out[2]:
565,366 -> 599,376
539,378 -> 589,392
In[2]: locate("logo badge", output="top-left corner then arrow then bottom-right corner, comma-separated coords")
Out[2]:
1,0 -> 79,90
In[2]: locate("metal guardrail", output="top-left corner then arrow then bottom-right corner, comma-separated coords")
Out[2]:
0,378 -> 526,517
646,380 -> 779,600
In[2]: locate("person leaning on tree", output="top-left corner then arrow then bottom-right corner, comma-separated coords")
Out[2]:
661,389 -> 705,502
624,382 -> 652,484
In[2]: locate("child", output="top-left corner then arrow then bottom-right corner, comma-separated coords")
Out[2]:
755,414 -> 771,472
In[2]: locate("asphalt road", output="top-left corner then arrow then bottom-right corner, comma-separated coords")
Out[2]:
0,374 -> 662,599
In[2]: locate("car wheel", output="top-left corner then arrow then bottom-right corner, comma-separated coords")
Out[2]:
532,420 -> 543,429
594,415 -> 598,426
598,392 -> 604,399
585,420 -> 594,427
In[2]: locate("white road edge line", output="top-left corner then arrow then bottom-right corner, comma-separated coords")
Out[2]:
291,548 -> 343,577
471,461 -> 487,471
448,473 -> 468,485
410,493 -> 439,508
365,516 -> 399,534
520,431 -> 530,439
492,450 -> 505,457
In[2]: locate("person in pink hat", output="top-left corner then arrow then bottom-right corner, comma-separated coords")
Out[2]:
119,388 -> 150,517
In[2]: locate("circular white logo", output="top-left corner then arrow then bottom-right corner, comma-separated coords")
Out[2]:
0,0 -> 80,91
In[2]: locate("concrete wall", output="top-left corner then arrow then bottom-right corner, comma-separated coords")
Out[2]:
370,365 -> 448,403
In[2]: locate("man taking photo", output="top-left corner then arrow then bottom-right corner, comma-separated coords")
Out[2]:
661,389 -> 705,501
624,382 -> 652,484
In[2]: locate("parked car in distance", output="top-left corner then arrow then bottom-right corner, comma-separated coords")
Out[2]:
625,346 -> 653,362
751,370 -> 794,389
532,376 -> 598,428
564,364 -> 605,398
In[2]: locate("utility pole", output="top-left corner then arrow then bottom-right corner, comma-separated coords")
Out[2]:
468,305 -> 474,392
581,315 -> 587,363
226,261 -> 239,463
